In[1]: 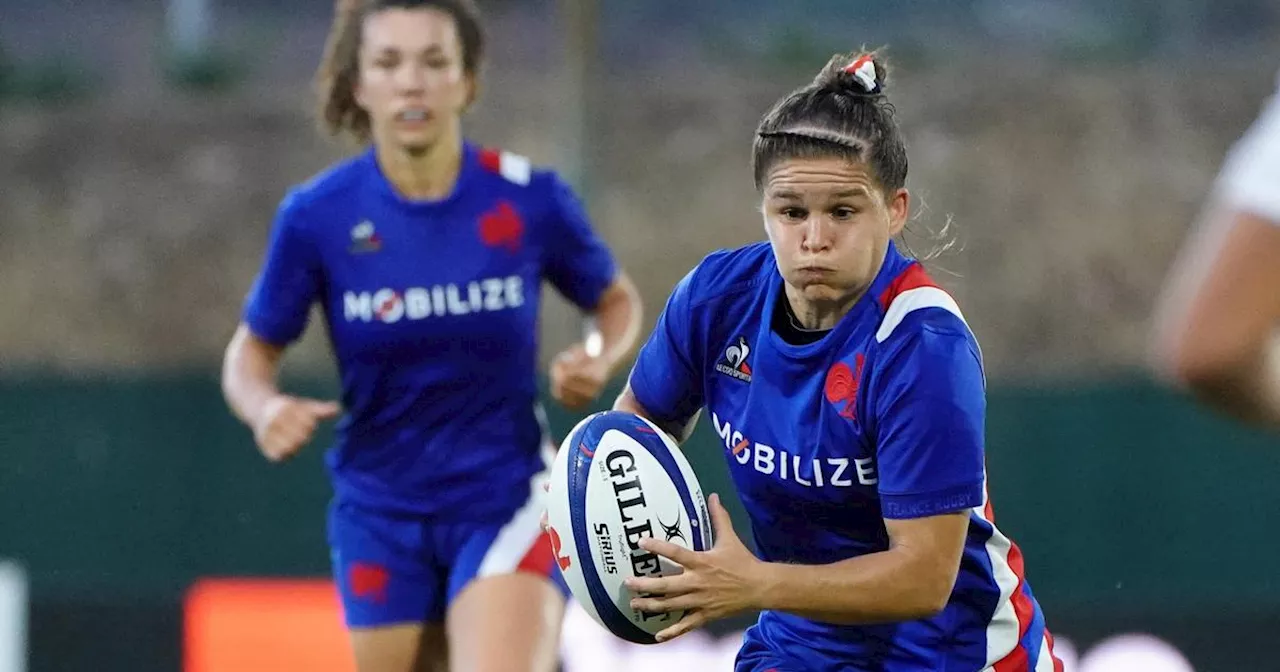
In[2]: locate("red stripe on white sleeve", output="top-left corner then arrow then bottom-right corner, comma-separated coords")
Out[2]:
877,262 -> 938,310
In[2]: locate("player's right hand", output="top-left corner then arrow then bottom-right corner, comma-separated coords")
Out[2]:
252,394 -> 341,462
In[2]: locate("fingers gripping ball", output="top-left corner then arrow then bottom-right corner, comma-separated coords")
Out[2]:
546,411 -> 713,644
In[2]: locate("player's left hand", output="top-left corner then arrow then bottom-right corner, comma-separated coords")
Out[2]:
625,493 -> 768,643
550,343 -> 610,409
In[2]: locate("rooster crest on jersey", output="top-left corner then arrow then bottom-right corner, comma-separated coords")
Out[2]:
716,336 -> 753,382
825,353 -> 866,420
478,201 -> 524,253
348,220 -> 382,254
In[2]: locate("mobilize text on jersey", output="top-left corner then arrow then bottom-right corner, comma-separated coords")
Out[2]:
343,275 -> 524,323
713,412 -> 878,487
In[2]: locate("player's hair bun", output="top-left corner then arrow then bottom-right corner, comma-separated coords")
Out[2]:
813,51 -> 888,96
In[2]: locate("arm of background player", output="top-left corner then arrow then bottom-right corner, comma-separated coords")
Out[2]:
757,328 -> 985,622
224,193 -> 316,427
542,173 -> 643,375
587,272 -> 644,379
221,194 -> 338,460
222,325 -> 288,431
757,511 -> 968,623
1150,92 -> 1280,430
1150,208 -> 1280,429
222,325 -> 340,462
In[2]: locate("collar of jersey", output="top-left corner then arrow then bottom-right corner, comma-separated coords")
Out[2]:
765,241 -> 909,361
364,141 -> 480,213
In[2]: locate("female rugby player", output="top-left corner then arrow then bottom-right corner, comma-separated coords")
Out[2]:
615,52 -> 1062,671
221,1 -> 642,670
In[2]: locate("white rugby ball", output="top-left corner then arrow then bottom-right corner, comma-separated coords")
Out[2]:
546,410 -> 712,645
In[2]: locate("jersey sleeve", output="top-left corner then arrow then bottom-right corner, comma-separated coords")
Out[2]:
1217,88 -> 1280,224
241,193 -> 323,346
541,173 -> 619,310
872,326 -> 986,520
627,267 -> 704,427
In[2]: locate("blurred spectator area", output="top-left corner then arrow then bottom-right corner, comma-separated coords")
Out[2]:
1,0 -> 1278,379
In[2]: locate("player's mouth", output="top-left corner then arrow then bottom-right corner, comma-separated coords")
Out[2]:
395,108 -> 433,128
795,265 -> 836,278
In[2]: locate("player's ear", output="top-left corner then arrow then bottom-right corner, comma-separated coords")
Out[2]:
760,199 -> 777,241
886,188 -> 909,237
464,72 -> 479,109
353,74 -> 369,112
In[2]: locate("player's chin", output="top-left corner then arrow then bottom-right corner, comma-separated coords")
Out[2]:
393,129 -> 438,156
559,395 -> 589,410
399,140 -> 433,157
797,283 -> 846,303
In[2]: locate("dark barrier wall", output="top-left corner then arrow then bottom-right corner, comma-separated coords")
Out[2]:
3,374 -> 1279,671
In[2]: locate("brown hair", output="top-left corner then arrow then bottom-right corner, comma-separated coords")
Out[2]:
752,50 -> 907,195
316,0 -> 485,142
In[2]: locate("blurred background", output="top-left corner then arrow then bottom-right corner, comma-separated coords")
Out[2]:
2,0 -> 1280,670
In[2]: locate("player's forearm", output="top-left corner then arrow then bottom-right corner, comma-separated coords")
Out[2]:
221,326 -> 285,430
613,385 -> 700,444
1152,209 -> 1280,429
592,272 -> 643,377
755,548 -> 955,624
646,409 -> 702,446
1181,337 -> 1280,429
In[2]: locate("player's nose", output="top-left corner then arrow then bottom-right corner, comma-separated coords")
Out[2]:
394,63 -> 428,93
801,217 -> 833,252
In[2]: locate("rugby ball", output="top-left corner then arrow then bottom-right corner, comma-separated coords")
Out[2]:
546,410 -> 713,645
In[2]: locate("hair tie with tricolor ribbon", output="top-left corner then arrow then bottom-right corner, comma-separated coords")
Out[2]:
844,54 -> 880,94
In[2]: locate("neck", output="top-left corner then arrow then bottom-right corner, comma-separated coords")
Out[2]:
783,283 -> 863,331
374,128 -> 464,201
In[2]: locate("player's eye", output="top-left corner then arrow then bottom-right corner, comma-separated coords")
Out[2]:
425,55 -> 451,69
780,207 -> 807,221
375,55 -> 398,69
832,206 -> 858,220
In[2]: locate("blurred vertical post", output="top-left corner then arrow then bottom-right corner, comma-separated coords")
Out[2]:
167,0 -> 213,57
559,0 -> 599,201
560,0 -> 605,349
558,0 -> 601,348
0,562 -> 26,672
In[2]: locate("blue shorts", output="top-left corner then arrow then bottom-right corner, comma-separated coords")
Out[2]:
735,626 -> 815,672
327,481 -> 568,627
735,649 -> 804,672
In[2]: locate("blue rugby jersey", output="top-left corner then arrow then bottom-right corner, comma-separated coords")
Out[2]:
243,142 -> 617,521
628,241 -> 1061,671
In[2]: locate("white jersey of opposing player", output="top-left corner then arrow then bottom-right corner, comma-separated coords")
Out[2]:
1216,70 -> 1280,225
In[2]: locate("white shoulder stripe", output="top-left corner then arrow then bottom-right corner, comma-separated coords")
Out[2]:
875,286 -> 968,343
499,151 -> 532,186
